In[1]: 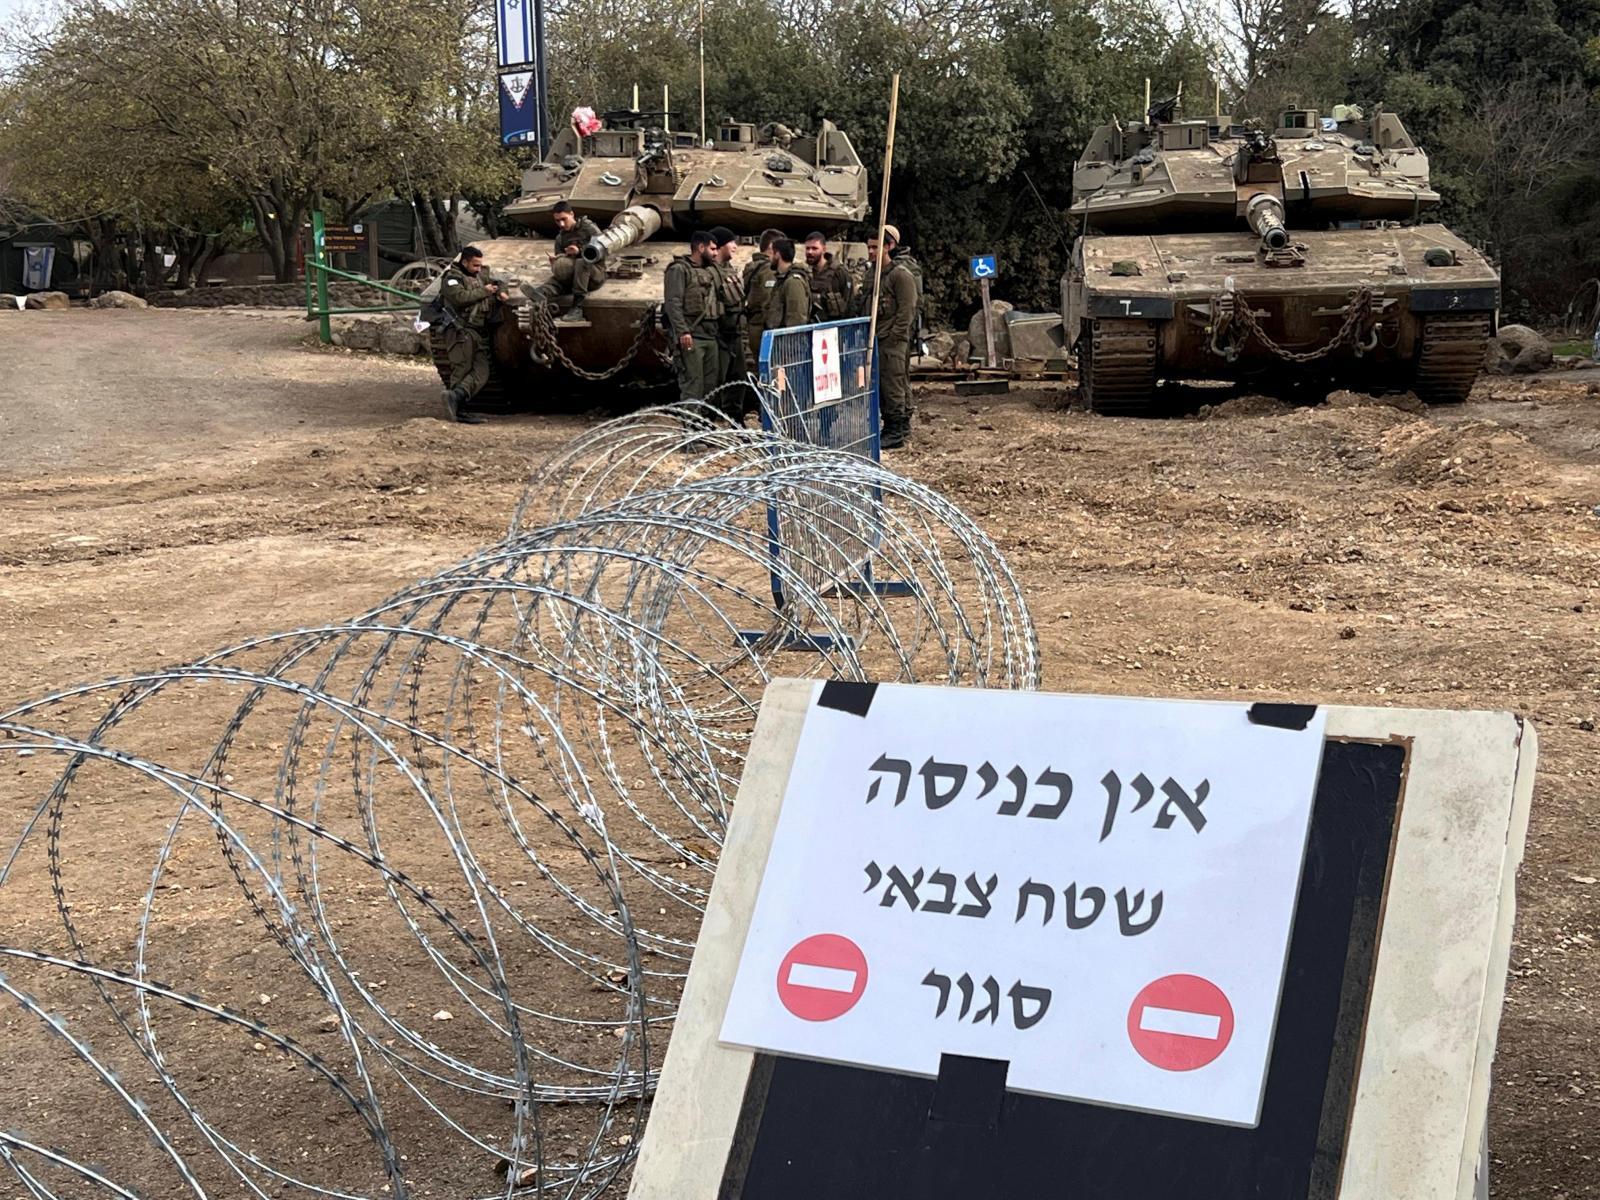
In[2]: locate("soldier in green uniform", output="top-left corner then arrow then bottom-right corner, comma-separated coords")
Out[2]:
766,237 -> 811,331
803,232 -> 853,322
663,230 -> 723,406
523,200 -> 605,324
742,228 -> 783,375
430,245 -> 501,425
857,231 -> 918,448
883,223 -> 924,361
709,226 -> 748,419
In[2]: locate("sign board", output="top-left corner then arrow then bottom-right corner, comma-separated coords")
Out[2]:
718,685 -> 1326,1127
628,682 -> 1534,1200
969,254 -> 998,280
811,326 -> 843,402
318,223 -> 365,255
499,69 -> 540,146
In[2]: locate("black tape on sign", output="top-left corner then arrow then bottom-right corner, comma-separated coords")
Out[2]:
928,1055 -> 1009,1130
818,680 -> 878,718
1248,703 -> 1319,731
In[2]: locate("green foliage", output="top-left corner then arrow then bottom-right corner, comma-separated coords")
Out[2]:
0,0 -> 514,282
5,0 -> 1597,316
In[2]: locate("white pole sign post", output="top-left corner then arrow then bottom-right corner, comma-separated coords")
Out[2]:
812,326 -> 843,403
719,684 -> 1329,1128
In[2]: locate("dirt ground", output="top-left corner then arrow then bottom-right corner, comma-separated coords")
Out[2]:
1,306 -> 1597,1196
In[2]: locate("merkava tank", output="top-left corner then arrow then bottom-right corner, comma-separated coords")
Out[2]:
1064,94 -> 1499,413
435,109 -> 870,402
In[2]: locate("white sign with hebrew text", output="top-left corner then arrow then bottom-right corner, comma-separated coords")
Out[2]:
719,683 -> 1328,1127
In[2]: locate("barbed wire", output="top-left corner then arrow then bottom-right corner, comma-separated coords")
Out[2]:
0,401 -> 1039,1198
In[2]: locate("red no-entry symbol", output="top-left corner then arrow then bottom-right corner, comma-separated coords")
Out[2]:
1127,974 -> 1235,1071
776,933 -> 868,1022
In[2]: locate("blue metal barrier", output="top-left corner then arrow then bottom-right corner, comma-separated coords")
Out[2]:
739,317 -> 914,651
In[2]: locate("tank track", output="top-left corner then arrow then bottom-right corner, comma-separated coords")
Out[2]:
1412,313 -> 1492,405
1079,318 -> 1159,415
429,334 -> 518,413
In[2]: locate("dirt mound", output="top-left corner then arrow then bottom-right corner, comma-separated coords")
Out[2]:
1376,419 -> 1548,487
1322,389 -> 1426,414
1197,394 -> 1292,419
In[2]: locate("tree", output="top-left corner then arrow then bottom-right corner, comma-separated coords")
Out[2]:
0,0 -> 512,283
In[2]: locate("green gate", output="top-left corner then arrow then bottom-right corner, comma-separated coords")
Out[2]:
303,210 -> 432,344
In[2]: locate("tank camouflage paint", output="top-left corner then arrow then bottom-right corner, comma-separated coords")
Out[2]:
1064,100 -> 1500,413
431,112 -> 870,401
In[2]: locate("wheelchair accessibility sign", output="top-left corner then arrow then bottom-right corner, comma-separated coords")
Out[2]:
970,255 -> 998,280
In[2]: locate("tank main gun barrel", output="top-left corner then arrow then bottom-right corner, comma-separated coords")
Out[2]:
1246,192 -> 1290,251
582,205 -> 664,263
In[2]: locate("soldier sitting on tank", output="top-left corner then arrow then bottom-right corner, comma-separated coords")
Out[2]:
765,237 -> 811,332
804,232 -> 853,322
429,245 -> 501,425
522,200 -> 604,325
664,229 -> 724,410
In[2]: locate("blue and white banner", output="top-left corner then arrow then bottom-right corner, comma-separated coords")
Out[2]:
499,69 -> 540,146
496,0 -> 534,66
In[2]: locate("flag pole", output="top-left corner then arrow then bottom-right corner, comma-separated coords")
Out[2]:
698,0 -> 707,146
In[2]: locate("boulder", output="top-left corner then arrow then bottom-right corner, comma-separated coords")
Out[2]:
378,323 -> 424,356
952,335 -> 972,366
23,291 -> 70,310
1005,312 -> 1067,364
0,294 -> 22,311
89,290 -> 149,309
1486,324 -> 1553,375
342,318 -> 384,351
924,330 -> 957,366
966,299 -> 1014,362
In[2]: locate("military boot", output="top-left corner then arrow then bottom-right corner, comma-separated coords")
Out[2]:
443,387 -> 487,425
556,302 -> 586,325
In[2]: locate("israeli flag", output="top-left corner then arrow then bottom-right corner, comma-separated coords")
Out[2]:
497,0 -> 534,66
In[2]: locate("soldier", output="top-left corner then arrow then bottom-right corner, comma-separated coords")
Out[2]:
663,229 -> 723,406
857,231 -> 918,448
803,231 -> 853,322
709,226 -> 748,419
523,200 -> 605,324
883,223 -> 925,359
430,245 -> 501,425
742,228 -> 783,374
765,237 -> 811,332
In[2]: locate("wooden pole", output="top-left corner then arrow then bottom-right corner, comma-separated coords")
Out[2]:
863,71 -> 900,393
980,275 -> 997,369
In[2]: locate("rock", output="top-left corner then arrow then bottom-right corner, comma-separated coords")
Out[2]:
89,289 -> 148,309
378,323 -> 423,356
0,294 -> 22,311
1486,324 -> 1553,375
23,291 -> 70,310
1005,312 -> 1067,364
952,335 -> 972,366
925,330 -> 957,366
342,318 -> 383,351
966,300 -> 1014,362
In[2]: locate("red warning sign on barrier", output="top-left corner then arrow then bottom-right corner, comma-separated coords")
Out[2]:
777,933 -> 868,1022
1128,973 -> 1235,1071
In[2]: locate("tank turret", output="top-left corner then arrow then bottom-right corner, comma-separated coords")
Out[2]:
1063,98 -> 1500,413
